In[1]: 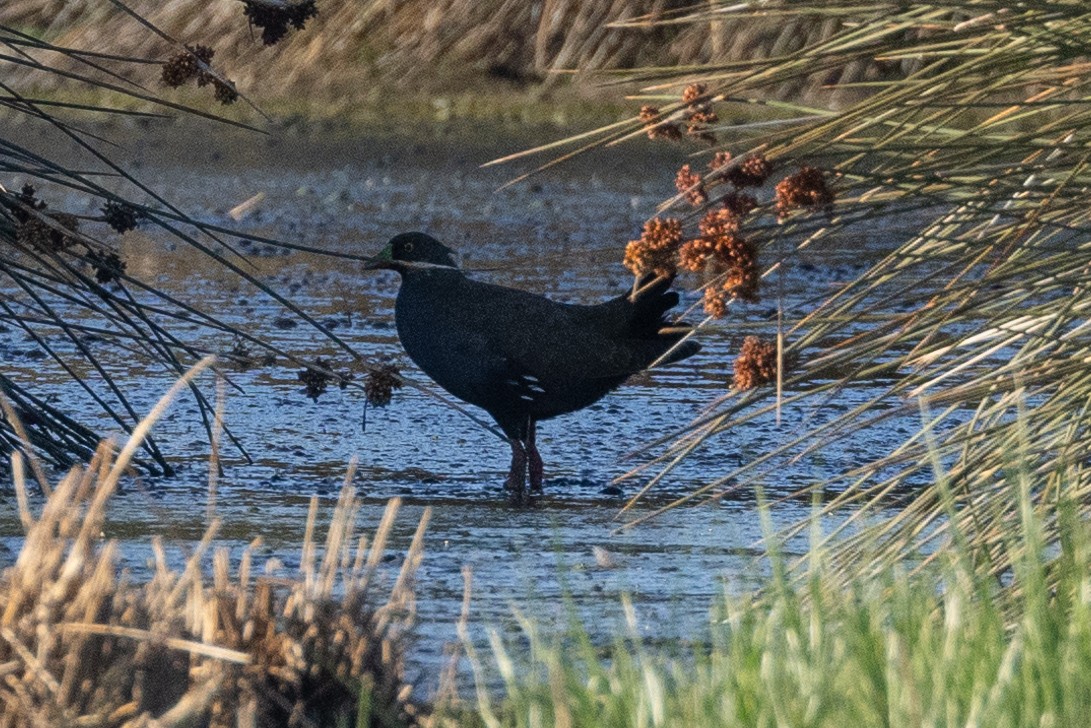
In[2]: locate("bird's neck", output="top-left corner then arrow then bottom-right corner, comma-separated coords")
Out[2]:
400,267 -> 464,287
396,269 -> 465,312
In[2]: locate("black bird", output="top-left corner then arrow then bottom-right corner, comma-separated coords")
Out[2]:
366,232 -> 700,503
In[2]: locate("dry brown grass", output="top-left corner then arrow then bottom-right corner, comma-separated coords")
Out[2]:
0,414 -> 427,727
3,0 -> 914,101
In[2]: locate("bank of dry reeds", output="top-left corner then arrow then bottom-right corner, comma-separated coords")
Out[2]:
3,1 -> 912,99
0,371 -> 427,727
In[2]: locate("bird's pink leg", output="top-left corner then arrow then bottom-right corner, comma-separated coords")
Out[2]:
527,420 -> 544,494
505,438 -> 528,503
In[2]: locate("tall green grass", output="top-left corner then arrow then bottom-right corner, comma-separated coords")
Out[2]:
448,474 -> 1091,727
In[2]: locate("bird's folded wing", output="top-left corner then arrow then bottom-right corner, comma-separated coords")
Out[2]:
453,277 -> 679,381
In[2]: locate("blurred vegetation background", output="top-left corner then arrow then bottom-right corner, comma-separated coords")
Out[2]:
2,0 -> 919,108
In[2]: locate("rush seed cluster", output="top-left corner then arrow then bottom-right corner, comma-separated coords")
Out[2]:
100,201 -> 142,234
160,45 -> 237,105
675,164 -> 708,206
160,44 -> 214,87
621,102 -> 839,323
4,185 -> 133,288
298,357 -> 350,401
624,217 -> 685,279
733,335 -> 778,390
242,0 -> 319,46
683,208 -> 760,314
639,83 -> 720,144
775,165 -> 834,219
681,83 -> 718,144
364,362 -> 403,407
16,213 -> 79,253
87,250 -> 126,285
639,105 -> 684,142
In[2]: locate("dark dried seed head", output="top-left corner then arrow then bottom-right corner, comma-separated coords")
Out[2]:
87,250 -> 126,285
101,201 -> 142,234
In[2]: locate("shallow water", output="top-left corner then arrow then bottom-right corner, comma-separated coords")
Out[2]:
1,118 -> 908,693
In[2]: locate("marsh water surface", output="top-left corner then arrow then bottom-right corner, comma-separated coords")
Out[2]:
1,118 -> 906,691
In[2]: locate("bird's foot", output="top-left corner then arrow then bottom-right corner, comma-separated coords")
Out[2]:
508,488 -> 534,507
527,442 -> 544,495
505,439 -> 529,505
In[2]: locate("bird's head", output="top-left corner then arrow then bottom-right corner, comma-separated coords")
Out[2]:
364,232 -> 459,273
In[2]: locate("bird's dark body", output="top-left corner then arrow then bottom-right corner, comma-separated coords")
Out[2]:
396,270 -> 648,438
369,232 -> 699,501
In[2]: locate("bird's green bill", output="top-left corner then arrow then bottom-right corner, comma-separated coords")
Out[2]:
363,242 -> 394,270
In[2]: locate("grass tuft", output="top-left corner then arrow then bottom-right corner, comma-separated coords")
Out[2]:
450,472 -> 1091,727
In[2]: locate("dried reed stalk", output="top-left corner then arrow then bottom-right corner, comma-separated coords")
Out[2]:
0,436 -> 427,727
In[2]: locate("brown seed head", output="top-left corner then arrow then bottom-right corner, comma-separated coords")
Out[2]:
674,164 -> 707,207
723,246 -> 760,303
365,363 -> 403,407
682,83 -> 707,105
703,287 -> 728,318
657,124 -> 685,141
721,190 -> 758,218
10,184 -> 46,224
51,211 -> 79,246
709,151 -> 733,171
87,250 -> 126,285
686,109 -> 718,126
698,208 -> 740,239
161,52 -> 197,87
681,85 -> 717,143
693,209 -> 760,303
17,212 -> 79,252
775,165 -> 834,219
190,45 -> 217,86
639,105 -> 683,141
686,121 -> 717,145
101,201 -> 142,234
243,0 -> 319,46
623,217 -> 683,278
678,237 -> 716,272
733,336 -> 778,390
213,79 -> 239,105
162,45 -> 214,88
725,153 -> 772,188
298,357 -> 337,401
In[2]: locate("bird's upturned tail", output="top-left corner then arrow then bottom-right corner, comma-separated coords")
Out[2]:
628,274 -> 701,366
